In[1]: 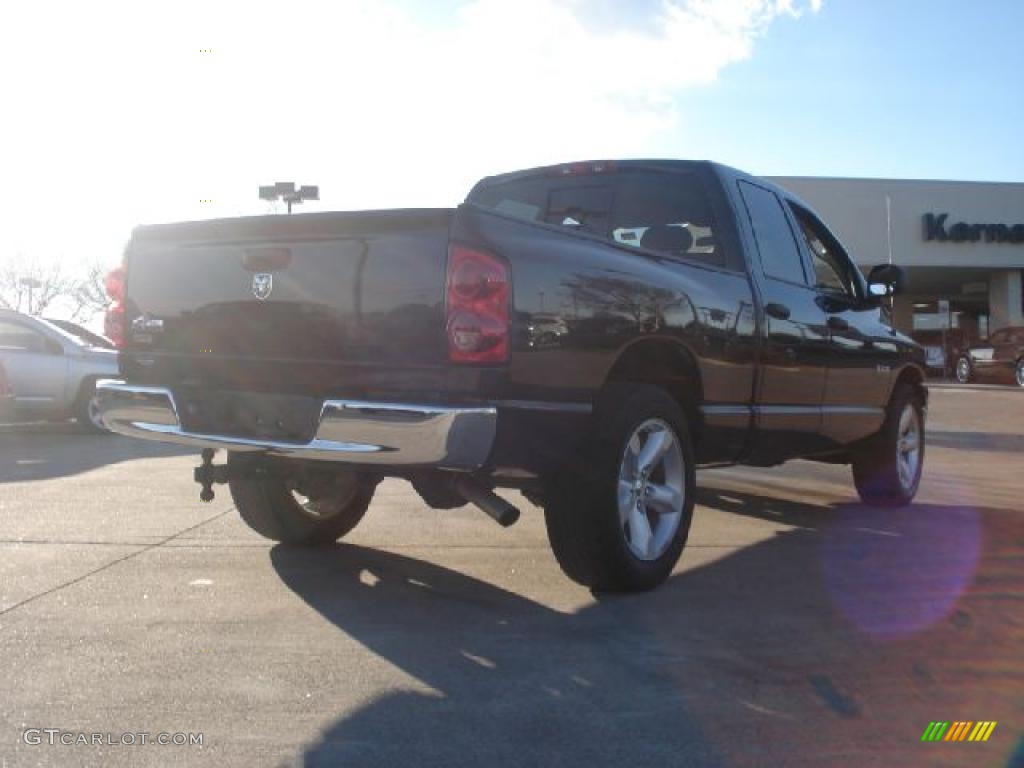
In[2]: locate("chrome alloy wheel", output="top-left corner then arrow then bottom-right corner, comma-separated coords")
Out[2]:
1016,359 -> 1024,387
87,394 -> 106,430
617,418 -> 686,561
896,403 -> 922,493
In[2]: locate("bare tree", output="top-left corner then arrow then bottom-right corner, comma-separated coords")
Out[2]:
0,254 -> 74,316
68,263 -> 113,322
0,254 -> 111,322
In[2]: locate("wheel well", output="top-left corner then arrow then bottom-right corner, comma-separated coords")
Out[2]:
603,339 -> 702,434
73,375 -> 99,407
893,365 -> 927,406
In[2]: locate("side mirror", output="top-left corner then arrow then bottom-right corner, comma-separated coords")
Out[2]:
866,264 -> 906,298
44,338 -> 65,356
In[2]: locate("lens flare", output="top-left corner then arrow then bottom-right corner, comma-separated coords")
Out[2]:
820,505 -> 982,639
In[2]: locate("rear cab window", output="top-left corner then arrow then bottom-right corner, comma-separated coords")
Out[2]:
608,172 -> 720,267
467,167 -> 725,269
469,174 -> 613,236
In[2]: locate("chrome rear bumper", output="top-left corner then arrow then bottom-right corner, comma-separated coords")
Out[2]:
95,380 -> 497,470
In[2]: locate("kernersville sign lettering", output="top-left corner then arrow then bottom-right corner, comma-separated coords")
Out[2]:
924,213 -> 1024,244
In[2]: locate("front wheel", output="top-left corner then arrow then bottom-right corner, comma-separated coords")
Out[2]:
1015,358 -> 1024,388
228,454 -> 376,545
543,383 -> 695,592
852,384 -> 925,507
75,380 -> 109,433
954,356 -> 972,384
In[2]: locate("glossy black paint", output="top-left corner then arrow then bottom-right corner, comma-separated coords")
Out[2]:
123,210 -> 455,400
119,160 -> 926,480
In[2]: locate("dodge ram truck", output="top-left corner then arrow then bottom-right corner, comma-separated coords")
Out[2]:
97,160 -> 927,591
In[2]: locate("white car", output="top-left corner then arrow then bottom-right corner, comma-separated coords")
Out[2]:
0,309 -> 119,430
0,360 -> 12,418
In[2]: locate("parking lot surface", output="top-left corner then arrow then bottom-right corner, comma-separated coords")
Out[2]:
1,386 -> 1021,767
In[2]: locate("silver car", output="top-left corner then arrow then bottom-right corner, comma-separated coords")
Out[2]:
0,309 -> 119,431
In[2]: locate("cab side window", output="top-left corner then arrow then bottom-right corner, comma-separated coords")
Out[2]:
790,205 -> 858,299
737,181 -> 807,285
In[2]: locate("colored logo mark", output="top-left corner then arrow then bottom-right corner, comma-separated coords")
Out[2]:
921,721 -> 997,742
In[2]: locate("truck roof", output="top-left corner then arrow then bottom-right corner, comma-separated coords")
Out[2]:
468,158 -> 805,207
470,159 -> 713,191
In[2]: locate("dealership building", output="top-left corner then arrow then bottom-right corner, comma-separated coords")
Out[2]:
767,176 -> 1024,340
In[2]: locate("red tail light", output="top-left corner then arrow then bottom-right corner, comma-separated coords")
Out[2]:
446,245 -> 509,363
104,303 -> 125,348
105,266 -> 125,303
104,265 -> 126,348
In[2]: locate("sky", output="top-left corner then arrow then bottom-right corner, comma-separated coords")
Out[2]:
1,0 -> 1022,273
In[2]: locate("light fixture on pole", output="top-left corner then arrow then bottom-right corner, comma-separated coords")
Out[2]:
258,182 -> 319,214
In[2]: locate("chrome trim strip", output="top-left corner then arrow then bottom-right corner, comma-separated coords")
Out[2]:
751,405 -> 884,416
96,380 -> 496,470
699,404 -> 752,428
495,400 -> 593,414
700,405 -> 752,416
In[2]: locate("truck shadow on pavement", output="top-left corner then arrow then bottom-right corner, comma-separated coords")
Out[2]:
270,492 -> 1023,768
0,424 -> 191,484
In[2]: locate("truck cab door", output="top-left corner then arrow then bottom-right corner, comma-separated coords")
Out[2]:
787,204 -> 896,446
736,181 -> 830,461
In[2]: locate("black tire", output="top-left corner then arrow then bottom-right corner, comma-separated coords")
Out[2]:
954,356 -> 972,384
74,379 -> 108,433
543,383 -> 696,592
228,454 -> 375,545
1015,358 -> 1024,388
852,383 -> 925,507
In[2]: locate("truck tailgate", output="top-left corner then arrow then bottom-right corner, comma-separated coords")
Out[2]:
122,209 -> 453,400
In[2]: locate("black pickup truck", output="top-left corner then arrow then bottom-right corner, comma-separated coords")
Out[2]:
98,160 -> 926,591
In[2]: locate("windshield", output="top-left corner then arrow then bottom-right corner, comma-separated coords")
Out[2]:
42,318 -> 115,349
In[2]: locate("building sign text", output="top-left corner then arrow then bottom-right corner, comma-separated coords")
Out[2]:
924,213 -> 1024,244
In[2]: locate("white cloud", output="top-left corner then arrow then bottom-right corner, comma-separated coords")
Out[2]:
0,0 -> 821,269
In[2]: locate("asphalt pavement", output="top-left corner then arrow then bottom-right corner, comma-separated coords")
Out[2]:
1,387 -> 1021,767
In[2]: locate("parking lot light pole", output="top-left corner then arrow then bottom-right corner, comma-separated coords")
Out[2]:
258,182 -> 320,214
19,277 -> 41,314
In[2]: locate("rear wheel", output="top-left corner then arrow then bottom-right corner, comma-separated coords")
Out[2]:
543,383 -> 695,592
228,454 -> 376,544
852,384 -> 925,507
954,356 -> 972,384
